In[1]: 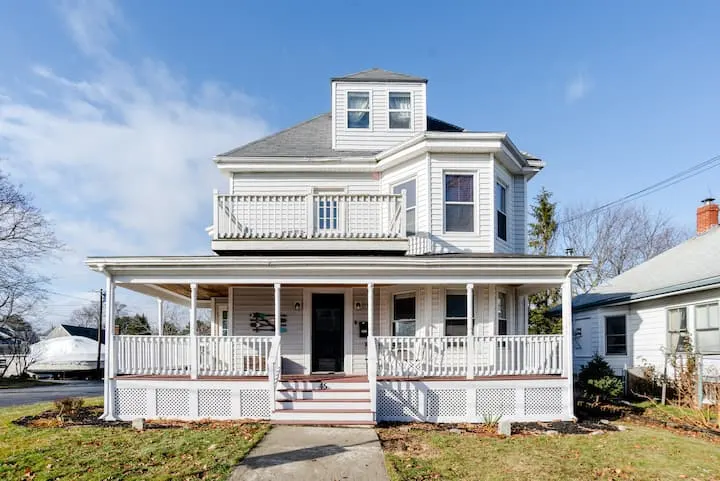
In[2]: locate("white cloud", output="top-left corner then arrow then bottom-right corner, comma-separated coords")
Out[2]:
0,0 -> 269,328
565,72 -> 592,103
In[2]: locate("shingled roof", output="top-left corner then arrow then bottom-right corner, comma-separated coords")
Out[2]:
331,68 -> 427,83
218,113 -> 464,158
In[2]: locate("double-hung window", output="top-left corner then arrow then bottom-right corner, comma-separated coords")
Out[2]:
496,182 -> 508,241
444,174 -> 474,232
667,307 -> 689,352
388,92 -> 411,129
347,92 -> 370,129
605,315 -> 627,355
393,293 -> 416,336
393,179 -> 416,235
497,292 -> 508,335
695,303 -> 720,354
445,292 -> 468,336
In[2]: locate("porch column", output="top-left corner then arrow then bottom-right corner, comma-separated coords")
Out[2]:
156,298 -> 163,336
367,282 -> 374,338
189,283 -> 198,379
561,275 -> 574,417
466,283 -> 474,380
103,273 -> 116,420
274,283 -> 281,337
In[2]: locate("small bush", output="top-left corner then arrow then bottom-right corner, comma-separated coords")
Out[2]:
578,354 -> 623,402
54,397 -> 84,417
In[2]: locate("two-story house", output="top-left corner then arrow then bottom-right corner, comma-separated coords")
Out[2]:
87,69 -> 589,425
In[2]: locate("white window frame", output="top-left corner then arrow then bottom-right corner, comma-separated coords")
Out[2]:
347,91 -> 371,130
667,306 -> 690,353
495,181 -> 508,242
392,291 -> 417,337
444,288 -> 468,337
312,187 -> 347,233
392,177 -> 417,236
694,302 -> 720,354
443,171 -> 476,234
604,314 -> 627,356
388,91 -> 412,130
496,290 -> 508,336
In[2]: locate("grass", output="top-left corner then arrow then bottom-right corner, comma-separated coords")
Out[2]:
0,377 -> 59,389
0,398 -> 269,480
380,424 -> 720,481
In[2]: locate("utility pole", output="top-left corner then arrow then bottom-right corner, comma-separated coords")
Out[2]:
96,289 -> 105,378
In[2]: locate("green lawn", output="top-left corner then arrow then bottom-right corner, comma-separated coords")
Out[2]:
379,424 -> 720,481
0,398 -> 269,480
0,378 -> 59,389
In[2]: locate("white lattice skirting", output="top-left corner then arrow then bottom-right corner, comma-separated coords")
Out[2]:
111,379 -> 272,421
377,378 -> 572,423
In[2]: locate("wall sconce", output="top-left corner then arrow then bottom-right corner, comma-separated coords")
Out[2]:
355,302 -> 363,311
294,301 -> 302,311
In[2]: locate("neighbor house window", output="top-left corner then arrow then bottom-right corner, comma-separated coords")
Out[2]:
444,174 -> 474,232
347,92 -> 370,128
445,292 -> 468,336
496,182 -> 507,241
393,293 -> 416,336
388,92 -> 411,129
393,179 -> 416,235
497,292 -> 508,335
695,303 -> 720,354
668,307 -> 689,352
605,315 -> 627,355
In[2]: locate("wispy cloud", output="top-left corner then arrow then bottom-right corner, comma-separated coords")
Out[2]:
565,72 -> 592,103
0,0 -> 269,326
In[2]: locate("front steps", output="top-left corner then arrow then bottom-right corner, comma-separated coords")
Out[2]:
271,377 -> 374,425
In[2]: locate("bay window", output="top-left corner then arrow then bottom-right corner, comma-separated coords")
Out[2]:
496,182 -> 507,241
444,174 -> 474,232
393,179 -> 416,235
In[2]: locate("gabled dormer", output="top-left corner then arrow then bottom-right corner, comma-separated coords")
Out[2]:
331,68 -> 428,151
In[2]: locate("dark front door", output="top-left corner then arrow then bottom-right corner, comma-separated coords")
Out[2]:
312,293 -> 344,372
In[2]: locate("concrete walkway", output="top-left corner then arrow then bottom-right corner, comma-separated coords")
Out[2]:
229,426 -> 390,481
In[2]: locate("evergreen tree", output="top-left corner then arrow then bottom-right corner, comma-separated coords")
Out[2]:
116,314 -> 152,335
528,188 -> 561,334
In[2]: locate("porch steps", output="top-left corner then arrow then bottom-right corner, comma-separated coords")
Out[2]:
271,378 -> 374,425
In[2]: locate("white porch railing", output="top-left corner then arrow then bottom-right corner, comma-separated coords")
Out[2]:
213,193 -> 406,240
116,335 -> 191,376
374,335 -> 563,378
198,336 -> 273,376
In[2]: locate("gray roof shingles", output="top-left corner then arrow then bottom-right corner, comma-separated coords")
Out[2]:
331,68 -> 427,83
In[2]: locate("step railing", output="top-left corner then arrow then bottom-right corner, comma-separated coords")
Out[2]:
267,336 -> 282,412
213,192 -> 406,240
115,335 -> 190,376
197,336 -> 273,376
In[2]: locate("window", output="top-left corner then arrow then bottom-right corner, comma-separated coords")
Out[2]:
317,199 -> 338,230
444,174 -> 474,232
668,307 -> 689,352
347,92 -> 370,128
497,292 -> 508,335
221,309 -> 229,336
393,293 -> 416,336
393,179 -> 416,235
605,315 -> 627,355
496,182 -> 507,241
389,92 -> 411,129
695,303 -> 720,354
445,292 -> 468,336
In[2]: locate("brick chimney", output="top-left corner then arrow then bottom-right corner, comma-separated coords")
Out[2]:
697,198 -> 719,235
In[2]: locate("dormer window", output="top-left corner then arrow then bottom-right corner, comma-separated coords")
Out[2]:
389,92 -> 411,129
347,92 -> 370,129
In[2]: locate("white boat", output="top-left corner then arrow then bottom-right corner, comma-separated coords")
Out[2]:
27,336 -> 105,375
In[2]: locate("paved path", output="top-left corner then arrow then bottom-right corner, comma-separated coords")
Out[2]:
229,426 -> 390,481
0,380 -> 103,407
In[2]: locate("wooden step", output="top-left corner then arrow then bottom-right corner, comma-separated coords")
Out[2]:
271,420 -> 376,426
276,388 -> 370,400
271,408 -> 374,423
276,399 -> 370,411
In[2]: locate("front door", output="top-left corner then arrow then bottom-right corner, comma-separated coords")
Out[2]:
312,293 -> 344,372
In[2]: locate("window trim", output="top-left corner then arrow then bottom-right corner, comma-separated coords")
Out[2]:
443,171 -> 476,235
694,302 -> 720,354
496,290 -> 508,336
388,91 -> 413,130
392,177 -> 417,236
444,289 -> 468,337
495,181 -> 508,242
604,314 -> 627,356
392,290 -> 417,337
667,306 -> 689,353
346,91 -> 371,130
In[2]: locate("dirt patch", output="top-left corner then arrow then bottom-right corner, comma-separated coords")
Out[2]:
512,420 -> 617,435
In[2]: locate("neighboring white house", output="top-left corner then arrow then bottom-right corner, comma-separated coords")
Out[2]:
86,68 -> 589,424
570,199 -> 720,379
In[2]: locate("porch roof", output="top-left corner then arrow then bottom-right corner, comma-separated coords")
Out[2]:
85,254 -> 590,304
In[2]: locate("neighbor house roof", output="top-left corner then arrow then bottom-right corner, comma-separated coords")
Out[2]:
217,113 -> 464,159
570,226 -> 720,312
331,68 -> 427,83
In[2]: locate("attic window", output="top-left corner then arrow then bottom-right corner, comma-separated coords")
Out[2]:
389,92 -> 411,129
347,92 -> 370,129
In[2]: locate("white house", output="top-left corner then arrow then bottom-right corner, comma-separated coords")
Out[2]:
571,199 -> 720,379
86,68 -> 589,425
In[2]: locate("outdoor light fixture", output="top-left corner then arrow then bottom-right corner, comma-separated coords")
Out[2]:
294,301 -> 301,311
355,301 -> 362,311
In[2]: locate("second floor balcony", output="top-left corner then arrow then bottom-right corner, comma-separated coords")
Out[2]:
211,192 -> 408,253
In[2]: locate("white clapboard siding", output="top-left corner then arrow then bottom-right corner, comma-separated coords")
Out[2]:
232,172 -> 380,195
512,174 -> 527,253
379,153 -> 429,239
333,81 -> 427,151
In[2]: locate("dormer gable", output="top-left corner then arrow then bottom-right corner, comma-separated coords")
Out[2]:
331,68 -> 428,151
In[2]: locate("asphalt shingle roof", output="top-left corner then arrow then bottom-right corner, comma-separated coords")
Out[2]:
331,68 -> 427,83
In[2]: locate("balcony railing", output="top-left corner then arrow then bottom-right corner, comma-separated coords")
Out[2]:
213,192 -> 406,241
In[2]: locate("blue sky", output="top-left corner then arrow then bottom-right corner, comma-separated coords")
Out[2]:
1,1 -> 719,327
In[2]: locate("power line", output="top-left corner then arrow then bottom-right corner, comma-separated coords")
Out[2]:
559,153 -> 720,225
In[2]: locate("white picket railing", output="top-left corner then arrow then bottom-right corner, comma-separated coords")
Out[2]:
198,336 -> 273,376
214,193 -> 406,240
374,335 -> 563,378
116,335 -> 191,376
